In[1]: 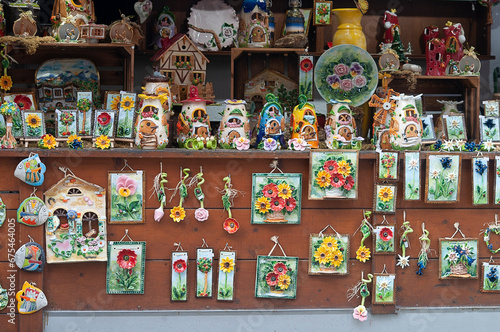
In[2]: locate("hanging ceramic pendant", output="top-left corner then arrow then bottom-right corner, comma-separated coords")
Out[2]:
170,168 -> 189,223
17,195 -> 49,227
134,0 -> 153,24
193,168 -> 209,222
255,93 -> 285,150
221,176 -> 240,234
0,283 -> 7,310
397,213 -> 413,269
152,163 -> 168,222
354,211 -> 373,263
0,196 -> 5,227
16,281 -> 48,314
290,95 -> 318,149
218,99 -> 251,149
217,247 -> 236,301
196,244 -> 214,298
348,272 -> 373,322
14,153 -> 46,186
15,241 -> 45,272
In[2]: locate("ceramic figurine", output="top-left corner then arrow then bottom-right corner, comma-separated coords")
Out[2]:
12,11 -> 37,37
381,9 -> 399,50
238,0 -> 270,48
0,3 -> 5,38
155,6 -> 176,48
177,86 -> 216,149
14,153 -> 46,186
325,100 -> 361,149
17,196 -> 49,227
425,38 -> 446,76
369,88 -> 399,150
443,21 -> 465,62
388,94 -> 423,150
57,15 -> 80,42
255,93 -> 285,149
459,47 -> 481,76
134,0 -> 153,24
52,0 -> 95,27
423,25 -> 439,45
218,99 -> 251,149
16,281 -> 47,314
290,95 -> 318,148
15,241 -> 45,272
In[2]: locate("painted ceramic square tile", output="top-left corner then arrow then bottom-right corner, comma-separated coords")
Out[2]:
55,110 -> 78,138
251,173 -> 302,224
299,55 -> 314,100
94,110 -> 116,138
425,154 -> 461,203
483,100 -> 500,117
255,255 -> 298,299
196,248 -> 214,298
439,238 -> 478,279
106,241 -> 146,294
404,152 -> 420,200
4,93 -> 37,111
314,1 -> 332,26
105,91 -> 121,111
421,114 -> 437,143
217,250 -> 236,301
171,251 -> 188,301
374,184 -> 397,214
481,263 -> 500,292
479,116 -> 500,142
443,114 -> 467,140
378,151 -> 398,180
108,171 -> 145,224
495,156 -> 500,205
374,225 -> 395,253
77,91 -> 93,136
308,233 -> 349,275
22,111 -> 45,139
472,157 -> 489,205
309,150 -> 359,200
372,274 -> 396,305
116,93 -> 136,139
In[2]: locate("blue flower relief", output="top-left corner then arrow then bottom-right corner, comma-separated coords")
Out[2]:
433,140 -> 442,150
464,141 -> 477,152
475,159 -> 488,176
484,118 -> 496,130
440,157 -> 452,169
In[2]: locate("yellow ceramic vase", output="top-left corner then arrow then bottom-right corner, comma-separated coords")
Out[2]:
332,8 -> 366,50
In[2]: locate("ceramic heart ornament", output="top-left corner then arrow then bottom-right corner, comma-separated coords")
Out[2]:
134,0 -> 153,24
16,281 -> 48,314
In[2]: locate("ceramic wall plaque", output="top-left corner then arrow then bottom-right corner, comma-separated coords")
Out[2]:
425,154 -> 461,203
299,55 -> 314,100
14,153 -> 46,186
108,171 -> 145,224
106,241 -> 146,294
116,92 -> 136,139
378,151 -> 398,180
373,184 -> 397,214
308,233 -> 349,275
93,110 -> 115,138
373,225 -> 395,254
481,262 -> 500,292
0,283 -> 7,310
105,91 -> 121,111
439,238 -> 478,279
17,196 -> 49,226
217,250 -> 236,301
0,196 -> 5,227
372,273 -> 396,305
309,150 -> 359,200
421,114 -> 437,144
255,255 -> 298,299
196,248 -> 214,298
172,251 -> 188,301
443,114 -> 467,140
472,157 -> 489,205
479,116 -> 500,142
22,110 -> 45,139
495,156 -> 500,205
76,91 -> 93,137
483,100 -> 500,117
251,173 -> 302,224
15,241 -> 45,272
55,110 -> 78,138
404,152 -> 420,201
16,281 -> 47,314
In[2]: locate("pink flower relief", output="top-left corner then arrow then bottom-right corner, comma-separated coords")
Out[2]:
195,208 -> 209,222
154,207 -> 164,222
340,79 -> 353,92
353,305 -> 368,321
116,175 -> 138,197
352,75 -> 367,88
334,63 -> 349,76
233,137 -> 250,150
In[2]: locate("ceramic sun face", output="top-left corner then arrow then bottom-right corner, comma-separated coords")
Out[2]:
178,86 -> 213,147
218,99 -> 250,148
389,94 -> 423,150
256,93 -> 285,149
291,95 -> 319,148
325,100 -> 358,149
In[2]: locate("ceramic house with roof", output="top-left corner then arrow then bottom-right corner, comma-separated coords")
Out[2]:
388,94 -> 423,150
44,172 -> 107,263
238,0 -> 270,47
244,69 -> 298,111
255,93 -> 285,149
325,100 -> 359,149
290,95 -> 319,148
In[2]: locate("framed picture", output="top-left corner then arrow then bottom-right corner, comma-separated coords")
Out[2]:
481,262 -> 500,292
472,156 -> 489,205
108,171 -> 145,224
495,156 -> 500,205
479,116 -> 500,142
308,233 -> 349,275
105,91 -> 121,111
255,255 -> 298,299
404,152 -> 420,201
106,241 -> 146,294
196,248 -> 214,298
372,273 -> 396,305
251,173 -> 302,224
3,92 -> 37,111
55,110 -> 78,138
439,238 -> 478,279
94,110 -> 116,138
425,154 -> 461,203
421,114 -> 437,143
378,151 -> 398,180
483,100 -> 500,117
282,8 -> 312,35
171,251 -> 188,301
373,225 -> 396,254
22,110 -> 44,139
77,91 -> 93,137
116,92 -> 137,139
313,1 -> 331,26
374,184 -> 397,214
309,150 -> 359,200
443,114 -> 467,140
217,250 -> 236,301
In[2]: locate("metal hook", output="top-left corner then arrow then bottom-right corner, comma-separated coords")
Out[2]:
201,238 -> 209,248
120,159 -> 134,172
381,264 -> 388,274
224,242 -> 232,251
28,235 -> 34,243
119,229 -> 134,242
174,242 -> 184,251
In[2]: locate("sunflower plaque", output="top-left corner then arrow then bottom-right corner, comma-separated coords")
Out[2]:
217,250 -> 236,301
255,255 -> 298,299
309,233 -> 349,275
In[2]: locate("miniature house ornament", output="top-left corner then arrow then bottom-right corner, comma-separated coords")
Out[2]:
256,93 -> 285,149
238,0 -> 270,48
218,99 -> 251,149
388,93 -> 423,150
325,99 -> 362,149
14,153 -> 46,186
290,95 -> 318,148
443,21 -> 465,62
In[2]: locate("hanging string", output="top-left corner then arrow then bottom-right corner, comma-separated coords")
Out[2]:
174,242 -> 184,251
168,167 -> 189,202
353,210 -> 374,236
381,264 -> 388,274
381,215 -> 389,225
318,224 -> 341,238
120,159 -> 134,172
447,222 -> 466,239
201,238 -> 209,248
186,166 -> 204,189
224,243 -> 232,251
268,235 -> 287,257
58,167 -> 76,177
269,160 -> 284,174
119,229 -> 134,242
28,235 -> 34,243
30,187 -> 37,197
489,256 -> 496,264
476,151 -> 484,157
149,162 -> 167,199
216,175 -> 245,205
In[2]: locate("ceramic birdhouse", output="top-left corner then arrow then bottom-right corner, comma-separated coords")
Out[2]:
381,9 -> 399,49
238,0 -> 270,48
325,100 -> 361,149
423,25 -> 439,45
218,99 -> 250,149
177,86 -> 215,149
426,38 -> 446,76
388,94 -> 423,150
443,21 -> 465,62
256,93 -> 285,149
291,95 -> 318,148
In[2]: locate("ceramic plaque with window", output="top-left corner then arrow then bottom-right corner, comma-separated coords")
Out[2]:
44,170 -> 107,263
108,171 -> 145,224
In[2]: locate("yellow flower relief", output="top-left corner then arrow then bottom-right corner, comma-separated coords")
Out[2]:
315,170 -> 331,188
378,187 -> 394,202
330,250 -> 344,267
170,206 -> 186,222
277,274 -> 291,290
255,196 -> 271,214
95,135 -> 111,149
42,135 -> 57,149
321,236 -> 339,252
356,246 -> 371,263
220,257 -> 235,273
313,246 -> 332,265
110,96 -> 121,111
26,114 -> 41,128
277,183 -> 292,200
336,160 -> 351,177
120,96 -> 135,111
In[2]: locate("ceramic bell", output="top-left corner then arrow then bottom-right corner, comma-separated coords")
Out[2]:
16,281 -> 48,314
325,100 -> 361,149
218,99 -> 250,148
178,86 -> 215,148
15,241 -> 45,272
388,94 -> 423,150
14,153 -> 46,186
425,38 -> 446,76
255,93 -> 285,149
381,9 -> 399,50
290,95 -> 318,148
17,196 -> 49,227
238,0 -> 270,48
443,21 -> 465,62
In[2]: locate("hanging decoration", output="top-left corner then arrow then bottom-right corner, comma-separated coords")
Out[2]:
17,189 -> 49,227
14,238 -> 45,272
483,214 -> 500,254
14,153 -> 46,186
373,267 -> 396,305
220,175 -> 241,234
0,283 -> 7,310
16,281 -> 48,314
299,55 -> 314,100
76,91 -> 93,137
397,213 -> 413,269
373,216 -> 395,254
151,163 -> 168,222
416,222 -> 432,276
347,272 -> 373,322
404,151 -> 420,200
495,156 -> 500,205
439,222 -> 478,279
217,243 -> 236,301
377,151 -> 398,180
354,211 -> 373,263
309,225 -> 350,275
193,167 -> 209,222
196,239 -> 214,298
290,95 -> 318,149
169,168 -> 190,223
472,156 -> 489,205
481,257 -> 500,292
172,243 -> 188,301
106,230 -> 146,294
425,154 -> 461,203
373,183 -> 396,214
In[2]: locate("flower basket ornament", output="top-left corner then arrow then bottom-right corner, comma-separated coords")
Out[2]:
439,222 -> 478,279
347,271 -> 373,321
309,224 -> 350,275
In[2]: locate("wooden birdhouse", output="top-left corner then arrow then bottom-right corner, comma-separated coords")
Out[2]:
218,99 -> 250,148
387,94 -> 423,150
238,0 -> 270,48
325,100 -> 359,149
291,95 -> 318,148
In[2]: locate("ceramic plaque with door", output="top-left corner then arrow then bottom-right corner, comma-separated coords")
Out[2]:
171,251 -> 188,301
255,255 -> 298,299
106,241 -> 146,294
108,171 -> 145,224
425,154 -> 461,203
308,233 -> 349,275
439,238 -> 478,279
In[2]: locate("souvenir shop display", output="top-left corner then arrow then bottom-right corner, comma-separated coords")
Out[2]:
217,245 -> 236,301
16,281 -> 47,314
196,240 -> 214,298
14,238 -> 45,272
439,223 -> 478,279
309,225 -> 349,275
14,153 -> 46,187
172,244 -> 188,301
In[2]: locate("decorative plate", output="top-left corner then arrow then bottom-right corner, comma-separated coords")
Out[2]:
187,0 -> 239,51
314,44 -> 378,107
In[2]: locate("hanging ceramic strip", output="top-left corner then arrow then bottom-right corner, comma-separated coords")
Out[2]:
378,151 -> 398,180
217,250 -> 236,301
496,156 -> 500,205
196,248 -> 214,298
76,91 -> 93,137
116,92 -> 137,139
299,55 -> 314,100
425,153 -> 461,203
106,241 -> 146,294
171,251 -> 188,301
481,262 -> 500,292
404,151 -> 420,200
108,170 -> 145,224
372,273 -> 396,305
472,156 -> 489,205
